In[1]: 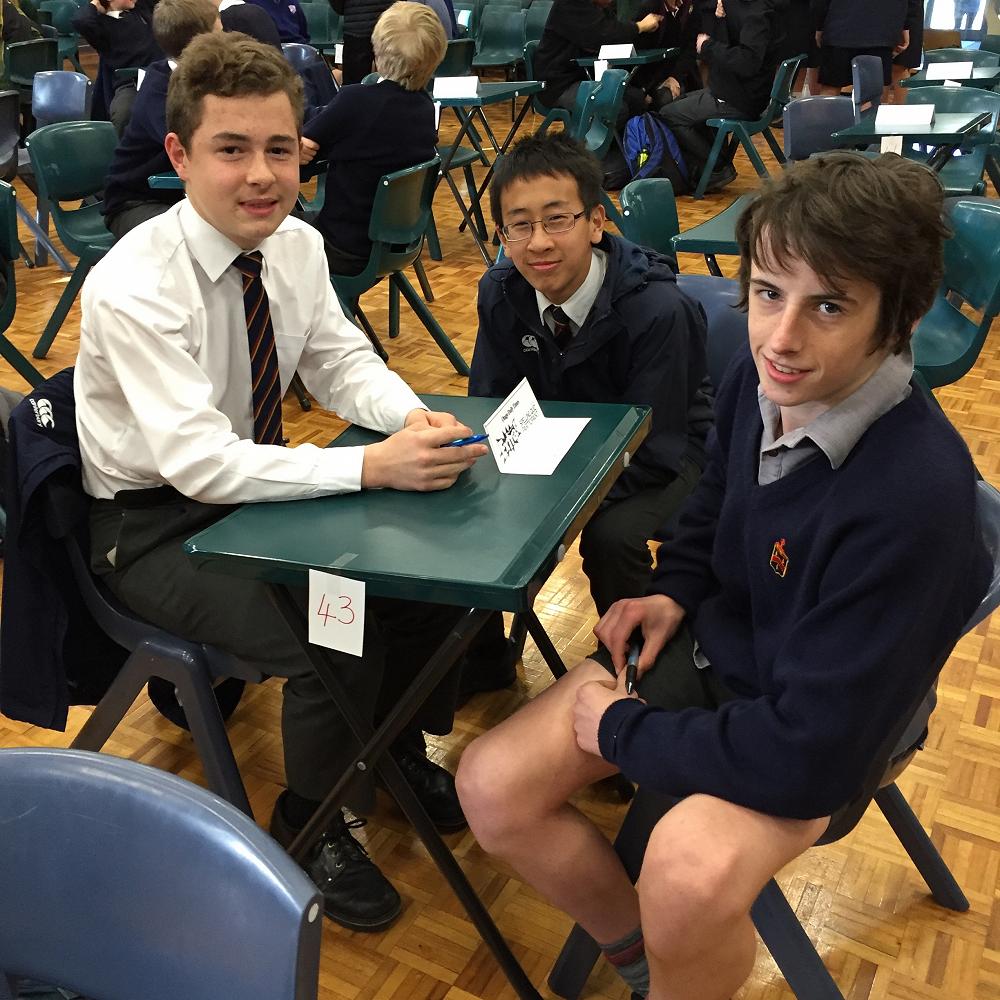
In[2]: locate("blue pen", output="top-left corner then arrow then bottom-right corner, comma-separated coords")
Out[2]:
625,644 -> 640,696
444,433 -> 488,448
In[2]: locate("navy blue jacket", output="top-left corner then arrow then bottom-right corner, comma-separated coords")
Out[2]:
220,1 -> 283,46
72,0 -> 162,72
812,0 -> 922,49
244,0 -> 308,42
303,80 -> 437,258
470,234 -> 713,500
102,60 -> 179,222
0,370 -> 127,731
599,349 -> 990,819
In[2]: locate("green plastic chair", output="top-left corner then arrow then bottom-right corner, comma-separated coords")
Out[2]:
618,177 -> 680,257
329,157 -> 469,375
924,47 -> 1000,67
671,193 -> 755,276
524,0 -> 551,42
472,6 -> 525,73
300,1 -> 337,53
911,197 -> 1000,389
0,181 -> 42,386
4,37 -> 58,106
903,86 -> 1000,197
981,35 -> 1000,54
692,54 -> 804,200
26,120 -> 116,358
572,67 -> 627,160
523,39 -> 570,134
39,0 -> 82,71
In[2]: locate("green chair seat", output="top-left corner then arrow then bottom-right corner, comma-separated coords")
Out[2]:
472,6 -> 525,68
26,119 -> 116,358
672,193 -> 755,275
691,55 -> 803,200
523,39 -> 568,135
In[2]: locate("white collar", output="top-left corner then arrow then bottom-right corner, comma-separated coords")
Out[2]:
535,247 -> 607,331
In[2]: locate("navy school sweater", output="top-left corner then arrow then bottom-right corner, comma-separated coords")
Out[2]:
598,348 -> 990,819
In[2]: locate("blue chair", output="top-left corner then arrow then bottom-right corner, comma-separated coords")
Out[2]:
0,748 -> 322,1000
912,197 -> 1000,388
26,120 -> 117,357
547,276 -> 1000,1000
30,68 -> 91,126
783,94 -> 856,160
851,54 -> 883,121
692,55 -> 804,199
282,42 -> 338,111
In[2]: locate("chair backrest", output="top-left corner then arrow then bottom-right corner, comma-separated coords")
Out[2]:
282,42 -> 338,109
575,67 -> 627,158
5,38 -> 58,84
618,177 -> 680,257
476,6 -> 525,55
367,156 -> 440,274
758,55 -> 802,123
981,34 -> 1000,54
301,0 -> 332,44
851,54 -> 883,121
31,70 -> 91,127
911,197 -> 1000,387
0,748 -> 322,1000
924,46 -> 1000,66
436,37 -> 475,75
27,120 -> 117,203
783,94 -> 855,159
904,84 -> 1000,139
674,273 -> 745,387
0,90 -> 19,183
39,0 -> 76,35
524,0 -> 551,41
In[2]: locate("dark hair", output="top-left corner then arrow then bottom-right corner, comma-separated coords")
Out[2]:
153,0 -> 218,60
735,152 -> 949,354
489,132 -> 603,227
166,32 -> 304,148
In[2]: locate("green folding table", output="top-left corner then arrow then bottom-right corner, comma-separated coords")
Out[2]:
186,393 -> 650,1000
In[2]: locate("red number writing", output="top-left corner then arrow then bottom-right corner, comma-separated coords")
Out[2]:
317,594 -> 355,626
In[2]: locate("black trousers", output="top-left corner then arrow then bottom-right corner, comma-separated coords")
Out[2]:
342,32 -> 375,85
89,494 -> 463,807
655,88 -> 751,170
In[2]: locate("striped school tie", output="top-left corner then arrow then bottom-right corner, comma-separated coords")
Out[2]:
547,305 -> 574,353
232,251 -> 285,446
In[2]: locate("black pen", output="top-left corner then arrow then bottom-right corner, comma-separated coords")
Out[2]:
625,644 -> 639,696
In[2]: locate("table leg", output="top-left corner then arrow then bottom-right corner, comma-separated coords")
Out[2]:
523,608 -> 568,679
268,589 -> 545,1000
926,143 -> 960,173
440,108 -> 494,267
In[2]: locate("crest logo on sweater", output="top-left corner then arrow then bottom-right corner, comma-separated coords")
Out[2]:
521,335 -> 539,353
769,538 -> 789,578
30,398 -> 54,430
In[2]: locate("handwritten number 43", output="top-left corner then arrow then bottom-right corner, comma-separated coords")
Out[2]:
316,593 -> 356,626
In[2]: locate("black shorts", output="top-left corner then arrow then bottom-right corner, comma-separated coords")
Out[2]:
819,45 -> 892,88
590,627 -> 738,713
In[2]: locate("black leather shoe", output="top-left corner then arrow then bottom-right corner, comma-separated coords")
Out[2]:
269,793 -> 402,932
704,162 -> 738,193
388,749 -> 468,832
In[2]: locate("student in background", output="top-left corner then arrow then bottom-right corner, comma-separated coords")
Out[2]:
244,0 -> 308,41
76,31 -> 487,933
102,0 -> 220,240
632,0 -> 701,110
216,0 -> 281,46
465,132 -> 712,696
457,152 -> 990,1000
299,1 -> 445,275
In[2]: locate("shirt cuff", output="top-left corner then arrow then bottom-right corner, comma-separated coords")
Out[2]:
597,696 -> 648,766
320,443 -> 366,492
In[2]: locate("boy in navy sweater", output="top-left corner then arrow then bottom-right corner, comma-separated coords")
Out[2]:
457,153 -> 991,1000
102,0 -> 221,240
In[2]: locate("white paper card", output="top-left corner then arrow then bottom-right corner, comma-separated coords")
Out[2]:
483,378 -> 589,476
880,135 -> 904,154
433,75 -> 479,99
334,42 -> 343,64
926,61 -> 973,80
874,103 -> 934,128
943,79 -> 963,87
308,569 -> 365,656
137,68 -> 146,91
593,58 -> 608,81
457,7 -> 471,25
598,43 -> 635,59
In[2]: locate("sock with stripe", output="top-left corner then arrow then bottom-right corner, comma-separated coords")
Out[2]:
599,925 -> 649,997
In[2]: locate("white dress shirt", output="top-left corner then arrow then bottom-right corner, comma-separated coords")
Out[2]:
75,200 -> 424,503
535,247 -> 607,336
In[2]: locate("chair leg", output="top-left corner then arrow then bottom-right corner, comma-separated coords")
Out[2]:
693,126 -> 731,199
0,334 -> 43,387
33,259 -> 91,358
704,253 -> 723,277
874,783 -> 969,911
740,135 -> 771,178
289,372 -> 311,411
388,279 -> 401,339
392,271 -> 469,375
353,301 -> 389,362
413,255 -> 435,302
426,210 -> 443,261
751,879 -> 845,1000
15,201 -> 70,272
70,654 -> 154,754
761,126 -> 786,165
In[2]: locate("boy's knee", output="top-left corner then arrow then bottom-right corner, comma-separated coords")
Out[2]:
455,736 -> 524,851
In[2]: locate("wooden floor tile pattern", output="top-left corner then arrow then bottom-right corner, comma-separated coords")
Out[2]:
0,87 -> 998,1000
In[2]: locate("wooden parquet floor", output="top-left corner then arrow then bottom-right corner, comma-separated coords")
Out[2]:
1,86 -> 999,1000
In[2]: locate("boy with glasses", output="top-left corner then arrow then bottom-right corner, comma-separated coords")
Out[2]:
465,133 -> 712,693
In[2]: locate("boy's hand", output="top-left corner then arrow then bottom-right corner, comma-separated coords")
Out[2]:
696,32 -> 710,53
404,408 -> 465,431
573,672 -> 642,757
361,423 -> 487,491
594,594 -> 686,675
299,137 -> 319,165
893,29 -> 909,55
715,0 -> 725,16
664,76 -> 681,99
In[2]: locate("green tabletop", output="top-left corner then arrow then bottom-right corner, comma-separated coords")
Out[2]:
831,111 -> 991,145
575,47 -> 678,67
185,395 -> 650,611
904,66 -> 1000,88
435,80 -> 543,107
